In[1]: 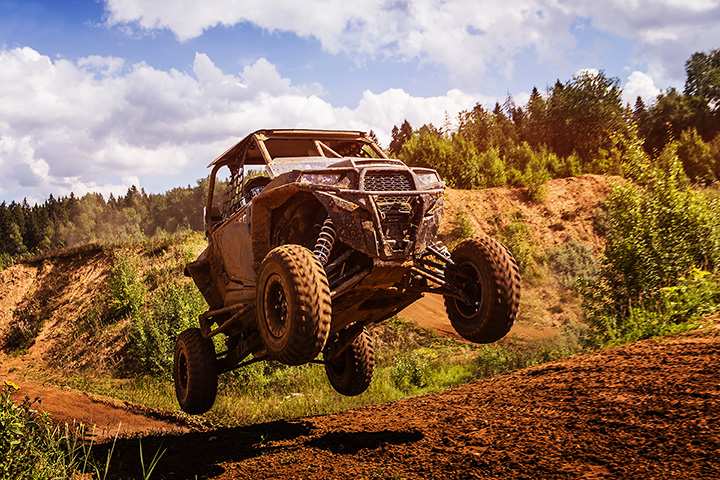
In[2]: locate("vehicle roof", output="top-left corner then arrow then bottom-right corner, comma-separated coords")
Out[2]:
208,128 -> 370,167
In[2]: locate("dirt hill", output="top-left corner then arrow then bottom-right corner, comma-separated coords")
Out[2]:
97,317 -> 720,479
402,174 -> 614,344
0,175 -> 615,376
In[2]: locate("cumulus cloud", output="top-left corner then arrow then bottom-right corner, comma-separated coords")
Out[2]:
0,47 -> 501,202
104,0 -> 720,84
104,0 -> 578,80
622,71 -> 661,105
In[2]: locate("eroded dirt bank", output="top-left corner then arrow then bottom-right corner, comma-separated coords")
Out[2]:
97,322 -> 719,479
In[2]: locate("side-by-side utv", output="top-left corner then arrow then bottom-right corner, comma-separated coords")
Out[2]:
175,129 -> 520,414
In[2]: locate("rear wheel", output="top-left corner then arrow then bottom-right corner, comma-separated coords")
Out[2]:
443,235 -> 521,343
256,244 -> 332,365
173,328 -> 217,414
324,328 -> 375,396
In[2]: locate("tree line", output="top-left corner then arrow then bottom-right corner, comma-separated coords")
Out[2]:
1,49 -> 719,261
389,48 -> 720,190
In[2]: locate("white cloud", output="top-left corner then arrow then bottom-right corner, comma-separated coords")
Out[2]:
104,0 -> 720,85
104,0 -> 578,80
622,71 -> 661,105
0,47 -> 507,201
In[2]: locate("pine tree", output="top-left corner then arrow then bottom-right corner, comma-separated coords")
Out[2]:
388,120 -> 413,155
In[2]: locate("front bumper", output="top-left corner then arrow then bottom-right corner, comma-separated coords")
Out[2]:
314,188 -> 444,260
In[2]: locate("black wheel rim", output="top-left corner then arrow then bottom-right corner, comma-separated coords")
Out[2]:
264,275 -> 289,339
452,261 -> 483,318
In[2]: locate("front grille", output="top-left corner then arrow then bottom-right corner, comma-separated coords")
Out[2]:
363,172 -> 413,191
374,195 -> 417,253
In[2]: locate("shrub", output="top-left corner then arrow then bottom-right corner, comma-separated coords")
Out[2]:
497,217 -> 536,273
547,240 -> 598,289
0,253 -> 12,272
106,252 -> 146,323
0,382 -> 92,479
2,303 -> 42,352
128,281 -> 207,375
519,157 -> 550,202
390,351 -> 432,392
600,144 -> 720,314
588,269 -> 720,345
676,128 -> 718,183
585,144 -> 720,343
452,210 -> 475,240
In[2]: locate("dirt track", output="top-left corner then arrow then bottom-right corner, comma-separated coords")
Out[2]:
93,322 -> 720,479
5,378 -> 189,440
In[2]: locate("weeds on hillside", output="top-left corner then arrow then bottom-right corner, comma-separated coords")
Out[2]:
496,215 -> 538,274
0,382 -> 166,479
547,240 -> 598,289
584,143 -> 720,345
0,253 -> 12,272
452,210 -> 476,240
107,253 -> 147,322
128,281 -> 206,374
2,303 -> 42,353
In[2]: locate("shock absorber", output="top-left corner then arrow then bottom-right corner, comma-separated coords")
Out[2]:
313,217 -> 336,266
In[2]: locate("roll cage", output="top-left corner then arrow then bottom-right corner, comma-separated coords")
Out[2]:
204,129 -> 387,230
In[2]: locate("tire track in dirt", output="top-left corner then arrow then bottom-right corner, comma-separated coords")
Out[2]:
96,321 -> 720,479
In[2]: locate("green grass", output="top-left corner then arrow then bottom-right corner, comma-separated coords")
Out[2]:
58,318 -> 581,427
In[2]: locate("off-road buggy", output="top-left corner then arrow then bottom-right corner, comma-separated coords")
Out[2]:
175,129 -> 520,414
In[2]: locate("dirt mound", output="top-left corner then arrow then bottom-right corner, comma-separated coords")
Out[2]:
98,321 -> 720,479
402,174 -> 616,344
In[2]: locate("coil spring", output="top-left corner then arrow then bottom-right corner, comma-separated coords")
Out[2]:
313,218 -> 336,266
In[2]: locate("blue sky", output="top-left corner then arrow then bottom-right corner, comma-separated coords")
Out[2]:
0,0 -> 718,202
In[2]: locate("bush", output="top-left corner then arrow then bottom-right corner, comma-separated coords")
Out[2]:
2,303 -> 42,352
127,281 -> 207,375
106,252 -> 146,323
0,383 -> 93,479
390,351 -> 432,392
585,144 -> 720,343
0,253 -> 12,272
676,128 -> 718,183
600,144 -> 720,313
547,240 -> 598,289
588,269 -> 720,345
497,217 -> 536,273
452,210 -> 475,240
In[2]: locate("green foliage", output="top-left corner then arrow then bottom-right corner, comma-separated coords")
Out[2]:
390,351 -> 432,392
585,145 -> 720,344
676,128 -> 718,183
496,217 -> 536,273
106,252 -> 147,322
518,152 -> 550,202
547,240 -> 598,289
599,145 -> 720,313
0,382 -> 95,479
127,281 -> 207,375
588,269 -> 720,345
0,253 -> 13,272
452,210 -> 475,240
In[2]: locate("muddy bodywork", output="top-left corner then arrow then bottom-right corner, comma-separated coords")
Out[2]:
186,129 -> 445,340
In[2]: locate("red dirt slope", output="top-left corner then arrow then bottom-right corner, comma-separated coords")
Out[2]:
99,320 -> 719,479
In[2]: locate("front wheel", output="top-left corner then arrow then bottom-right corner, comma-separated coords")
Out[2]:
173,328 -> 217,414
443,235 -> 521,343
324,328 -> 375,396
256,244 -> 332,365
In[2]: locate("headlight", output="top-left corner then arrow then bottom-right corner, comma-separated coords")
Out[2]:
414,170 -> 441,188
300,173 -> 352,188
